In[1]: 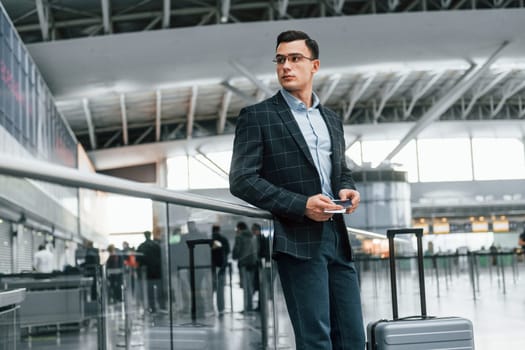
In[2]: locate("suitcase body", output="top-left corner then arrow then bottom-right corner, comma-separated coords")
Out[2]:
368,317 -> 474,350
366,228 -> 475,350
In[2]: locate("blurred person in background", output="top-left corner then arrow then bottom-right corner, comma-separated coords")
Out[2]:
137,230 -> 161,312
106,244 -> 123,302
34,243 -> 54,273
232,221 -> 258,312
211,224 -> 230,314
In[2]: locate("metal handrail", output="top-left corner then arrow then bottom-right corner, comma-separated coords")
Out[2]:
0,155 -> 271,219
0,155 -> 386,239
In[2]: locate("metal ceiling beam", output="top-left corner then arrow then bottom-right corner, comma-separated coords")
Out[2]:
18,6 -> 201,30
381,40 -> 509,165
197,10 -> 217,26
35,0 -> 49,41
82,98 -> 97,150
403,71 -> 444,119
404,0 -> 421,11
343,73 -> 375,122
319,74 -> 342,105
332,0 -> 346,14
461,70 -> 510,118
162,0 -> 171,28
49,4 -> 99,18
195,149 -> 229,176
47,3 -> 57,41
119,94 -> 129,145
192,153 -> 229,179
187,86 -> 198,139
221,81 -> 258,104
441,0 -> 452,8
101,0 -> 113,34
451,0 -> 470,9
115,0 -> 153,16
490,79 -> 525,117
519,97 -> 525,119
230,60 -> 274,97
155,90 -> 162,141
14,0 -> 525,34
278,0 -> 290,17
14,1 -> 313,32
134,126 -> 153,145
167,123 -> 184,140
373,73 -> 408,122
221,0 -> 231,23
13,9 -> 37,24
144,16 -> 161,31
103,130 -> 122,148
217,90 -> 232,134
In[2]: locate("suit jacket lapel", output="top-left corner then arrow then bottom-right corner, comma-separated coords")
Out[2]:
272,93 -> 316,168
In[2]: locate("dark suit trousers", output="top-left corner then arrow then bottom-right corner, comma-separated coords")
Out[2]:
276,220 -> 365,350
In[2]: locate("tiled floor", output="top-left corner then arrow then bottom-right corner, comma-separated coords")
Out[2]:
358,257 -> 525,350
16,257 -> 525,349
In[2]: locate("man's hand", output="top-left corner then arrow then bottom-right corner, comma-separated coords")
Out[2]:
338,189 -> 361,214
305,194 -> 338,222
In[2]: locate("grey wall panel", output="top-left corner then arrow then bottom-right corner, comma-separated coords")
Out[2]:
17,225 -> 33,272
54,238 -> 65,271
0,174 -> 78,236
0,220 -> 12,274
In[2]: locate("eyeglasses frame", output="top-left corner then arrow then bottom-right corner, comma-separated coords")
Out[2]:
272,53 -> 317,65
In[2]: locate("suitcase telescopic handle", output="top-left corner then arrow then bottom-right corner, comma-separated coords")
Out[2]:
386,228 -> 427,320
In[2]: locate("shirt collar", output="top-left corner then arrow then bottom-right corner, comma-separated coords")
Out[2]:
280,88 -> 320,111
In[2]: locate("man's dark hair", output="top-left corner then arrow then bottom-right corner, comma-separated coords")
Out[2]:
144,230 -> 152,240
38,244 -> 46,251
251,223 -> 261,232
237,221 -> 248,230
276,30 -> 319,59
212,225 -> 221,234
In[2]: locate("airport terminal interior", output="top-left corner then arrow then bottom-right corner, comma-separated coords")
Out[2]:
1,1 -> 525,349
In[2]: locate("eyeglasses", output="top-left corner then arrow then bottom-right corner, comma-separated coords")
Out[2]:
273,53 -> 316,65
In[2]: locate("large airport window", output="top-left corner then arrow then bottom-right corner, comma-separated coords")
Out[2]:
167,154 -> 229,190
167,155 -> 190,190
472,138 -> 525,180
417,138 -> 473,182
204,151 -> 232,175
104,194 -> 153,234
0,9 -> 77,166
346,140 -> 362,166
360,140 -> 399,168
390,140 -> 418,182
189,156 -> 229,189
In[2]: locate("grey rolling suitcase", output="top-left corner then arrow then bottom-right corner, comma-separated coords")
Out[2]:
366,228 -> 475,350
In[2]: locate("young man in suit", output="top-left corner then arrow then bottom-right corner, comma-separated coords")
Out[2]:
230,30 -> 364,349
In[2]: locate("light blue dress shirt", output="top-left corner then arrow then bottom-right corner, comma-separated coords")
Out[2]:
280,89 -> 334,199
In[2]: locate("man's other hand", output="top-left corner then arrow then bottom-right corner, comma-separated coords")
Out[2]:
338,189 -> 361,214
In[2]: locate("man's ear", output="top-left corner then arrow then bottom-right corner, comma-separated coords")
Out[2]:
311,59 -> 320,74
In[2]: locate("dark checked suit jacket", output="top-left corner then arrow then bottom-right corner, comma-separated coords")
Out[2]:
229,91 -> 356,260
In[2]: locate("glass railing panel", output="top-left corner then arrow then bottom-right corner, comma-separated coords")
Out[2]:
163,203 -> 274,350
0,159 -> 275,350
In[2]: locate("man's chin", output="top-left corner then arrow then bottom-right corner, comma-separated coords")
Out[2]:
281,83 -> 298,91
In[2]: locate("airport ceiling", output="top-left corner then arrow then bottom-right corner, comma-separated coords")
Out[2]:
3,1 -> 525,166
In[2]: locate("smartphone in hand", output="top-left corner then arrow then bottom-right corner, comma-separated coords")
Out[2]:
324,199 -> 352,213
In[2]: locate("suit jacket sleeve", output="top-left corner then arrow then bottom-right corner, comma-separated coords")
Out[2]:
229,106 -> 308,222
